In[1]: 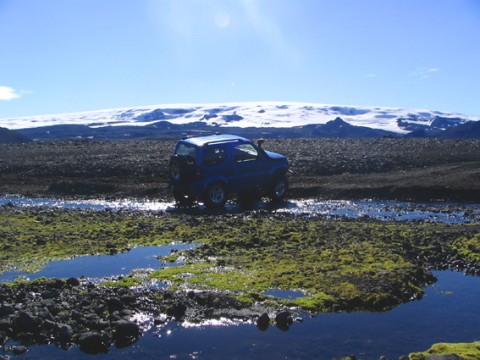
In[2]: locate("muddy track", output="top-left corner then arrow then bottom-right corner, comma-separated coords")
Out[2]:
1,138 -> 479,202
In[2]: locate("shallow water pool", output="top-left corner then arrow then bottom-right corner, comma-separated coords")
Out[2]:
0,243 -> 198,283
3,270 -> 479,360
2,195 -> 479,223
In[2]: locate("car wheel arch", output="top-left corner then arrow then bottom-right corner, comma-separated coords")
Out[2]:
203,180 -> 228,208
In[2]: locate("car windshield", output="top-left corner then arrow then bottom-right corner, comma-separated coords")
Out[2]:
233,143 -> 258,162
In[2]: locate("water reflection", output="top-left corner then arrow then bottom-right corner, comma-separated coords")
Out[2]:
0,244 -> 198,283
263,289 -> 305,300
1,195 -> 479,223
7,271 -> 480,360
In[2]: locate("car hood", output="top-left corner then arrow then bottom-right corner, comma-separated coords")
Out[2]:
264,150 -> 286,161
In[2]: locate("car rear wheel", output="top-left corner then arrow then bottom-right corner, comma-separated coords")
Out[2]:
172,185 -> 195,207
168,155 -> 195,183
269,175 -> 288,201
203,182 -> 227,208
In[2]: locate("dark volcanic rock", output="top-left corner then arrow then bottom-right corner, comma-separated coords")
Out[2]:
275,310 -> 293,330
256,313 -> 270,331
66,277 -> 80,287
114,320 -> 141,347
14,311 -> 41,333
56,323 -> 73,343
167,302 -> 187,320
1,138 -> 479,202
0,280 -> 270,352
78,331 -> 111,354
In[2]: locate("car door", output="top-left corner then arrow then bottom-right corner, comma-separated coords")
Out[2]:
226,142 -> 269,191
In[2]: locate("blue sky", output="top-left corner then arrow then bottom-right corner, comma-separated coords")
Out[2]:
1,0 -> 480,118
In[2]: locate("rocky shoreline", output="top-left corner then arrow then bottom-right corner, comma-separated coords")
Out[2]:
0,278 -> 284,355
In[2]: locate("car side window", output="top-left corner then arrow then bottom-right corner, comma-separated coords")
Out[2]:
233,143 -> 258,162
204,146 -> 226,166
175,143 -> 196,158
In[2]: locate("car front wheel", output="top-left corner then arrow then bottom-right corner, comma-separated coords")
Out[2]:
203,182 -> 227,208
269,175 -> 288,201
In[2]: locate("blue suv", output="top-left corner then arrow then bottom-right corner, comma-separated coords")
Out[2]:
168,134 -> 289,208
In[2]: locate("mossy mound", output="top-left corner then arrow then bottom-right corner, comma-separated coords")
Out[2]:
1,207 -> 479,313
409,342 -> 480,359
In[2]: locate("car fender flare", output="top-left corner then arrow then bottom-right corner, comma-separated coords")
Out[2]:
269,167 -> 288,179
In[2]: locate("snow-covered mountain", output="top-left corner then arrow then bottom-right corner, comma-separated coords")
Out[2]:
1,102 -> 479,140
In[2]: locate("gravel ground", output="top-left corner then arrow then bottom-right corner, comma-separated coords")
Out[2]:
1,138 -> 479,202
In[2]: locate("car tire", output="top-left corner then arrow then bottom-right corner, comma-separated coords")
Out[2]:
172,185 -> 195,207
168,155 -> 195,183
269,175 -> 288,201
203,182 -> 228,208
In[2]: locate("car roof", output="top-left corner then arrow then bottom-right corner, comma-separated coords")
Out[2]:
181,134 -> 250,147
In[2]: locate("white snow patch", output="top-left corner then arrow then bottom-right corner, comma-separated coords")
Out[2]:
1,101 -> 479,135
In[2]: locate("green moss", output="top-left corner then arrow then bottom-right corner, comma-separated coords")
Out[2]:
290,292 -> 334,311
236,292 -> 268,305
2,207 -> 479,313
101,276 -> 143,287
160,254 -> 180,263
0,208 -> 190,274
147,216 -> 480,312
409,342 -> 480,360
452,233 -> 480,264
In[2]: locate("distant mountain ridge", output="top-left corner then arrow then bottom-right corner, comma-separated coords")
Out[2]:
1,102 -> 479,140
0,127 -> 31,144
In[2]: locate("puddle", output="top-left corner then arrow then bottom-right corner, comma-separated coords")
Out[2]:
0,195 -> 176,211
0,243 -> 199,283
1,195 -> 479,223
263,289 -> 305,299
276,199 -> 480,223
5,270 -> 480,359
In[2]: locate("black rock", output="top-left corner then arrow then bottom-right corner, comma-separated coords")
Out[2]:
114,320 -> 141,347
14,311 -> 40,333
167,302 -> 187,320
0,304 -> 13,317
66,277 -> 81,287
0,319 -> 10,331
78,331 -> 111,354
107,297 -> 124,312
56,323 -> 73,342
11,345 -> 28,355
3,345 -> 28,355
275,310 -> 293,331
256,313 -> 270,331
